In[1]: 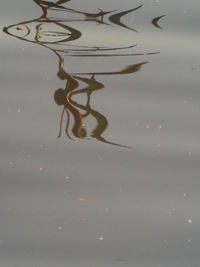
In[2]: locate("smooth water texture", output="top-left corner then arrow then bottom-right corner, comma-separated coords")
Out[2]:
0,0 -> 200,266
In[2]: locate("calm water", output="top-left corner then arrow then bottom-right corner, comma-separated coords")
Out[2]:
0,0 -> 200,266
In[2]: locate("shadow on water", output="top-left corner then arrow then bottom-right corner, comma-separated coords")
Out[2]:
3,0 -> 165,147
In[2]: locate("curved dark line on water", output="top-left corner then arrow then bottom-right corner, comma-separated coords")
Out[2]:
152,15 -> 165,29
58,44 -> 137,53
74,62 -> 148,76
109,4 -> 143,32
56,0 -> 71,5
70,53 -> 157,57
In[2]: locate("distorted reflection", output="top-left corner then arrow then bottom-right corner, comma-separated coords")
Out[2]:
3,0 -> 165,147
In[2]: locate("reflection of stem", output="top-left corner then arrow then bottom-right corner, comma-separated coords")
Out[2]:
57,106 -> 65,138
65,109 -> 74,140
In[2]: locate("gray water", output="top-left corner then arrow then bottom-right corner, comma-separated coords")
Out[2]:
0,0 -> 200,266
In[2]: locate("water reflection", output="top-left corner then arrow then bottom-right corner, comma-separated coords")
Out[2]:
3,0 -> 164,147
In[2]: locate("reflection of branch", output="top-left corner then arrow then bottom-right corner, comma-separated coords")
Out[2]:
4,1 -> 162,147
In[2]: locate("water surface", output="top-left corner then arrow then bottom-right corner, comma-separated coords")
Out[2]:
0,0 -> 200,266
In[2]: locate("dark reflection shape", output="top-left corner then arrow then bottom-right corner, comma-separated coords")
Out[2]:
54,52 -> 131,147
109,5 -> 143,32
56,0 -> 71,4
152,15 -> 165,30
75,62 -> 148,76
3,0 -> 162,147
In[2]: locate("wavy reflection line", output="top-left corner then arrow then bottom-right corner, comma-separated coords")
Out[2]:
54,57 -> 130,147
68,76 -> 130,148
33,0 -> 144,31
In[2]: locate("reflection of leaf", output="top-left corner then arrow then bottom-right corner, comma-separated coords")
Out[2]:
109,5 -> 143,32
152,15 -> 165,30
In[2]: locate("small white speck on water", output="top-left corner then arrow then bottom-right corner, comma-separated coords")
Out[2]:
40,167 -> 43,171
9,161 -> 13,165
187,239 -> 192,243
58,226 -> 62,230
99,235 -> 104,241
146,124 -> 150,129
17,108 -> 21,113
184,193 -> 187,197
158,124 -> 163,130
188,219 -> 192,224
65,176 -> 70,180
